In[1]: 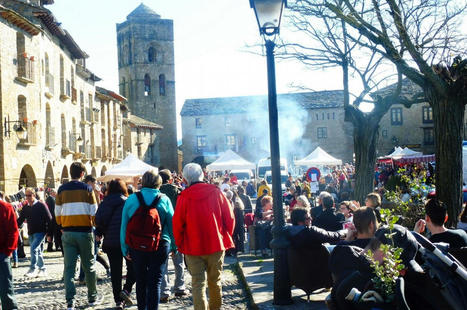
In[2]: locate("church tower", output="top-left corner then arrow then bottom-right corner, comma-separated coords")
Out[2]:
117,3 -> 178,170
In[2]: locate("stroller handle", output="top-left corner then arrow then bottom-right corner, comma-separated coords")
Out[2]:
411,231 -> 467,281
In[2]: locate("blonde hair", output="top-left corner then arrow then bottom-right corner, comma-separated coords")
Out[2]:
296,195 -> 310,208
141,169 -> 162,189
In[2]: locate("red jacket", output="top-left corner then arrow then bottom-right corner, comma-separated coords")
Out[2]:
0,200 -> 19,256
173,183 -> 235,256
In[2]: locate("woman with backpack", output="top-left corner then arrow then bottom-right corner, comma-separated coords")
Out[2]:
120,170 -> 176,310
95,179 -> 136,310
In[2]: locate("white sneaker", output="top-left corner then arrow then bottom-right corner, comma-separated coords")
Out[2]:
24,269 -> 38,278
37,269 -> 47,277
89,294 -> 103,307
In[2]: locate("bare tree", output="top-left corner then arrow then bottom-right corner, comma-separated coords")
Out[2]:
286,0 -> 466,225
280,0 -> 424,203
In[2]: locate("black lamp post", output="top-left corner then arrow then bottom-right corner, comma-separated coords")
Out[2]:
249,0 -> 292,305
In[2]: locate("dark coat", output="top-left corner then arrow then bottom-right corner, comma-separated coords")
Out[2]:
160,183 -> 181,210
95,193 -> 127,250
313,208 -> 342,232
238,193 -> 253,213
17,200 -> 52,235
286,225 -> 344,249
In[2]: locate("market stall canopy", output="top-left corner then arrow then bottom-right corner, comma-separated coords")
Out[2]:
294,146 -> 342,166
379,146 -> 423,162
97,154 -> 158,183
206,149 -> 256,171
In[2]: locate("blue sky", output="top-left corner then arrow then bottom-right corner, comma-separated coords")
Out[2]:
49,1 -> 345,137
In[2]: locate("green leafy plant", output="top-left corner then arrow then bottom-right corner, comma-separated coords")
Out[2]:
365,209 -> 405,303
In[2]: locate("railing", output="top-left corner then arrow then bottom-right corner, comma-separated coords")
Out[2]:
45,126 -> 55,148
17,56 -> 34,81
45,73 -> 54,94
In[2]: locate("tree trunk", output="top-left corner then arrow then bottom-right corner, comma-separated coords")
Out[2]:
352,116 -> 380,204
430,94 -> 465,227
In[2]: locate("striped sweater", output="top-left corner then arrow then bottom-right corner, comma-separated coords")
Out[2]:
55,180 -> 98,232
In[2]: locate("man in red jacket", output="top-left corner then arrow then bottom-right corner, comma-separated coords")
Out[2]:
173,163 -> 235,310
0,199 -> 19,310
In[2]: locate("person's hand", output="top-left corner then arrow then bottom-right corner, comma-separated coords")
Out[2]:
95,235 -> 102,242
47,236 -> 52,243
125,254 -> 131,261
414,219 -> 426,233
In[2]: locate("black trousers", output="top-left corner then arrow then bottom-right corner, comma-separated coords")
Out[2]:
105,247 -> 136,304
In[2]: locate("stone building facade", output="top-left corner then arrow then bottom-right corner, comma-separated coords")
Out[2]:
180,91 -> 355,168
117,3 -> 178,170
0,0 -> 161,194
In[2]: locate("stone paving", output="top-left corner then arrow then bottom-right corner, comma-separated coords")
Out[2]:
11,247 -> 248,310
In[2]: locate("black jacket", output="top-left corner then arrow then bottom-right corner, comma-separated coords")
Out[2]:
286,225 -> 344,249
160,183 -> 181,210
17,200 -> 52,235
95,194 -> 127,249
238,193 -> 253,213
313,208 -> 342,232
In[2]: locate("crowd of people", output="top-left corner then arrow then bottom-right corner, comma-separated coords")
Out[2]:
1,160 -> 466,310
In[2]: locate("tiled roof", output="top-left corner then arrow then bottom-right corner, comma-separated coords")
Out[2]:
125,115 -> 163,130
180,90 -> 344,116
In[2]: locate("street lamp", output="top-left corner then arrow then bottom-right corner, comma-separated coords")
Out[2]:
249,0 -> 292,305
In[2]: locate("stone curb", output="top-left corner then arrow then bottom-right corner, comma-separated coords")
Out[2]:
232,259 -> 259,310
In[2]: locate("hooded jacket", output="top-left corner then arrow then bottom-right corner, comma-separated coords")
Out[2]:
95,193 -> 126,249
173,182 -> 235,256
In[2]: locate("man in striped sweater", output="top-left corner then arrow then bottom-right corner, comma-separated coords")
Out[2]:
55,162 -> 100,310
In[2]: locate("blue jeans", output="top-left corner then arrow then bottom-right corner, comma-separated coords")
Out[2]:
11,250 -> 18,263
29,233 -> 46,271
161,251 -> 185,297
130,240 -> 170,310
0,253 -> 18,309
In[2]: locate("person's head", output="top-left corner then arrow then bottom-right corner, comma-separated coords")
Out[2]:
141,169 -> 162,189
70,162 -> 86,180
84,175 -> 96,189
339,201 -> 352,218
353,207 -> 378,238
425,198 -> 447,228
291,207 -> 311,226
182,163 -> 204,186
261,195 -> 273,211
318,191 -> 331,205
106,179 -> 129,197
49,188 -> 56,197
322,195 -> 334,210
260,179 -> 267,186
289,184 -> 296,195
238,186 -> 245,195
340,191 -> 350,201
296,195 -> 310,208
365,192 -> 381,208
159,169 -> 172,185
25,187 -> 36,205
225,190 -> 233,201
262,188 -> 269,196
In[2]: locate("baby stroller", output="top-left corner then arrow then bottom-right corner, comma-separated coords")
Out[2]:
330,225 -> 467,310
409,232 -> 467,310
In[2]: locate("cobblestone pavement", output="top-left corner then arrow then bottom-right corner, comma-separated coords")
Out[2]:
12,247 -> 248,309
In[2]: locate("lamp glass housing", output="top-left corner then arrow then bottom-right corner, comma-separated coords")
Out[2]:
250,0 -> 286,35
15,125 -> 27,140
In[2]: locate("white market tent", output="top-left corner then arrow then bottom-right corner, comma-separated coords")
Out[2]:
387,147 -> 422,159
97,154 -> 158,183
294,146 -> 342,166
206,149 -> 256,171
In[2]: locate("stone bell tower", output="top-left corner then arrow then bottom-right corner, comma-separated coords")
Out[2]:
117,3 -> 178,170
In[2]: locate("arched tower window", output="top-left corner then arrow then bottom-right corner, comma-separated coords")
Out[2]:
159,74 -> 166,96
18,95 -> 27,124
144,74 -> 151,96
148,47 -> 156,63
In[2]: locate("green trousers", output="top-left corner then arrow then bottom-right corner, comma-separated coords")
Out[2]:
62,231 -> 97,304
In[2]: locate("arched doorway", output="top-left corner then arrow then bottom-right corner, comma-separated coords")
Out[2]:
60,165 -> 69,184
100,166 -> 107,176
44,161 -> 55,189
19,165 -> 37,189
91,167 -> 97,178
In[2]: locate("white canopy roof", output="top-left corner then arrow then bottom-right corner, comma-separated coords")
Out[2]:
206,149 -> 256,171
97,154 -> 158,183
387,147 -> 422,159
294,146 -> 342,166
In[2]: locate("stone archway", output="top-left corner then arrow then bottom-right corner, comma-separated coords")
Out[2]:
91,167 -> 97,178
19,164 -> 37,189
44,161 -> 55,189
100,166 -> 107,176
60,165 -> 69,184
